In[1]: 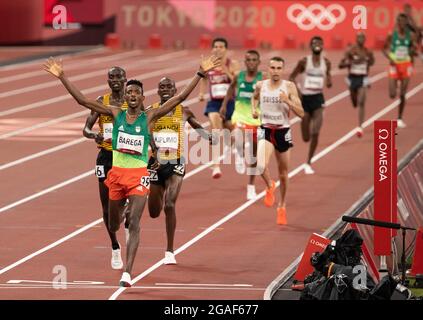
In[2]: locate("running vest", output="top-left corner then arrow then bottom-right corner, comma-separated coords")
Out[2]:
300,55 -> 327,96
97,93 -> 128,151
232,71 -> 262,126
207,59 -> 232,100
259,79 -> 290,128
111,110 -> 150,168
349,48 -> 370,76
150,102 -> 184,161
389,29 -> 412,63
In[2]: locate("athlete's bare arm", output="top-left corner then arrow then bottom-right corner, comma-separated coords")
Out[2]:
43,57 -> 120,117
147,55 -> 221,125
184,106 -> 212,142
382,33 -> 395,64
338,50 -> 352,69
289,58 -> 306,82
410,32 -> 418,61
220,72 -> 238,118
281,81 -> 304,118
325,58 -> 332,88
198,77 -> 207,101
368,50 -> 375,67
251,80 -> 262,119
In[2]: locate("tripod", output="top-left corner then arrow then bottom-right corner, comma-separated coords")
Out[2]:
342,216 -> 416,284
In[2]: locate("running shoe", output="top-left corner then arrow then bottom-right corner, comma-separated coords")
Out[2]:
235,155 -> 246,174
119,272 -> 132,287
356,127 -> 364,138
397,119 -> 407,128
247,184 -> 257,200
304,164 -> 315,175
277,207 -> 287,225
264,180 -> 276,207
163,251 -> 177,265
111,246 -> 123,270
212,167 -> 222,179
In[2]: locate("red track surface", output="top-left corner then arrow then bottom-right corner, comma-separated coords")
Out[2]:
0,47 -> 422,300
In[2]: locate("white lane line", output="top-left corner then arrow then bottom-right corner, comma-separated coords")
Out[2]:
108,80 -> 423,300
155,283 -> 253,287
0,71 -> 395,282
0,138 -> 87,171
0,52 -> 194,117
0,49 -> 140,83
0,218 -> 102,275
0,51 -> 188,98
7,280 -> 104,285
0,72 -> 194,140
0,46 -> 107,72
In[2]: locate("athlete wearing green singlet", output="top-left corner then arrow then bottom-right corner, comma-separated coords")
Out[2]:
221,50 -> 264,200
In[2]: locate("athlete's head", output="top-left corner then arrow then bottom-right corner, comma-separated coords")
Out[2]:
356,32 -> 366,47
310,36 -> 324,54
212,37 -> 228,58
157,77 -> 176,103
268,56 -> 285,82
107,67 -> 126,92
125,79 -> 144,109
245,50 -> 260,73
403,3 -> 412,16
397,13 -> 408,31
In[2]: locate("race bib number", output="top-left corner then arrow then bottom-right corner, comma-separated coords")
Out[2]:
153,132 -> 179,150
148,169 -> 158,181
350,63 -> 367,75
140,175 -> 150,189
173,164 -> 185,175
95,165 -> 105,178
304,75 -> 324,90
103,123 -> 113,141
116,132 -> 144,155
395,46 -> 409,60
211,83 -> 230,99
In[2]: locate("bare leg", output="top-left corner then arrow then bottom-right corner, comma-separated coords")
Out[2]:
307,108 -> 323,164
357,87 -> 366,127
148,184 -> 165,218
98,181 -> 119,249
163,175 -> 184,252
301,112 -> 311,142
398,78 -> 410,119
257,138 -> 275,188
274,149 -> 290,207
208,112 -> 223,170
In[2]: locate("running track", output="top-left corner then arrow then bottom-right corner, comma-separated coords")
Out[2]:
0,47 -> 422,300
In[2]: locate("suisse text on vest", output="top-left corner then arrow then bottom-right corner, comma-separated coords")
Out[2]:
377,129 -> 391,182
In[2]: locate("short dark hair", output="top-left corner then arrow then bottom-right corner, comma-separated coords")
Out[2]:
270,56 -> 285,64
397,13 -> 408,20
310,36 -> 324,45
212,37 -> 228,48
108,66 -> 126,77
246,50 -> 260,58
126,79 -> 143,93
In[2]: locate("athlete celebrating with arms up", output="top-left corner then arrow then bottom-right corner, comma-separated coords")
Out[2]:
43,55 -> 220,286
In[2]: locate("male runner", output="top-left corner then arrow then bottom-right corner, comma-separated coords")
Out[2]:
82,66 -> 128,270
339,32 -> 375,137
251,57 -> 304,225
43,55 -> 220,286
289,36 -> 332,175
221,50 -> 263,200
148,77 -> 212,265
383,13 -> 417,128
199,37 -> 239,178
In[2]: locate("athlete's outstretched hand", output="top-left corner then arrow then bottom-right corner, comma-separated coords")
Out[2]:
43,57 -> 64,78
199,55 -> 221,74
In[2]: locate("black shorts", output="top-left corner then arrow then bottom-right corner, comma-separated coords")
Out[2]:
260,126 -> 293,153
301,93 -> 325,116
347,75 -> 368,91
204,99 -> 235,121
147,157 -> 185,187
95,148 -> 113,183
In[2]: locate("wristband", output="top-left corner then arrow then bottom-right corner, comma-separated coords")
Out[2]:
197,71 -> 206,78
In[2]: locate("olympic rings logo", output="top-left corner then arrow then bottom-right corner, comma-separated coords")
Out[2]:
287,4 -> 346,31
